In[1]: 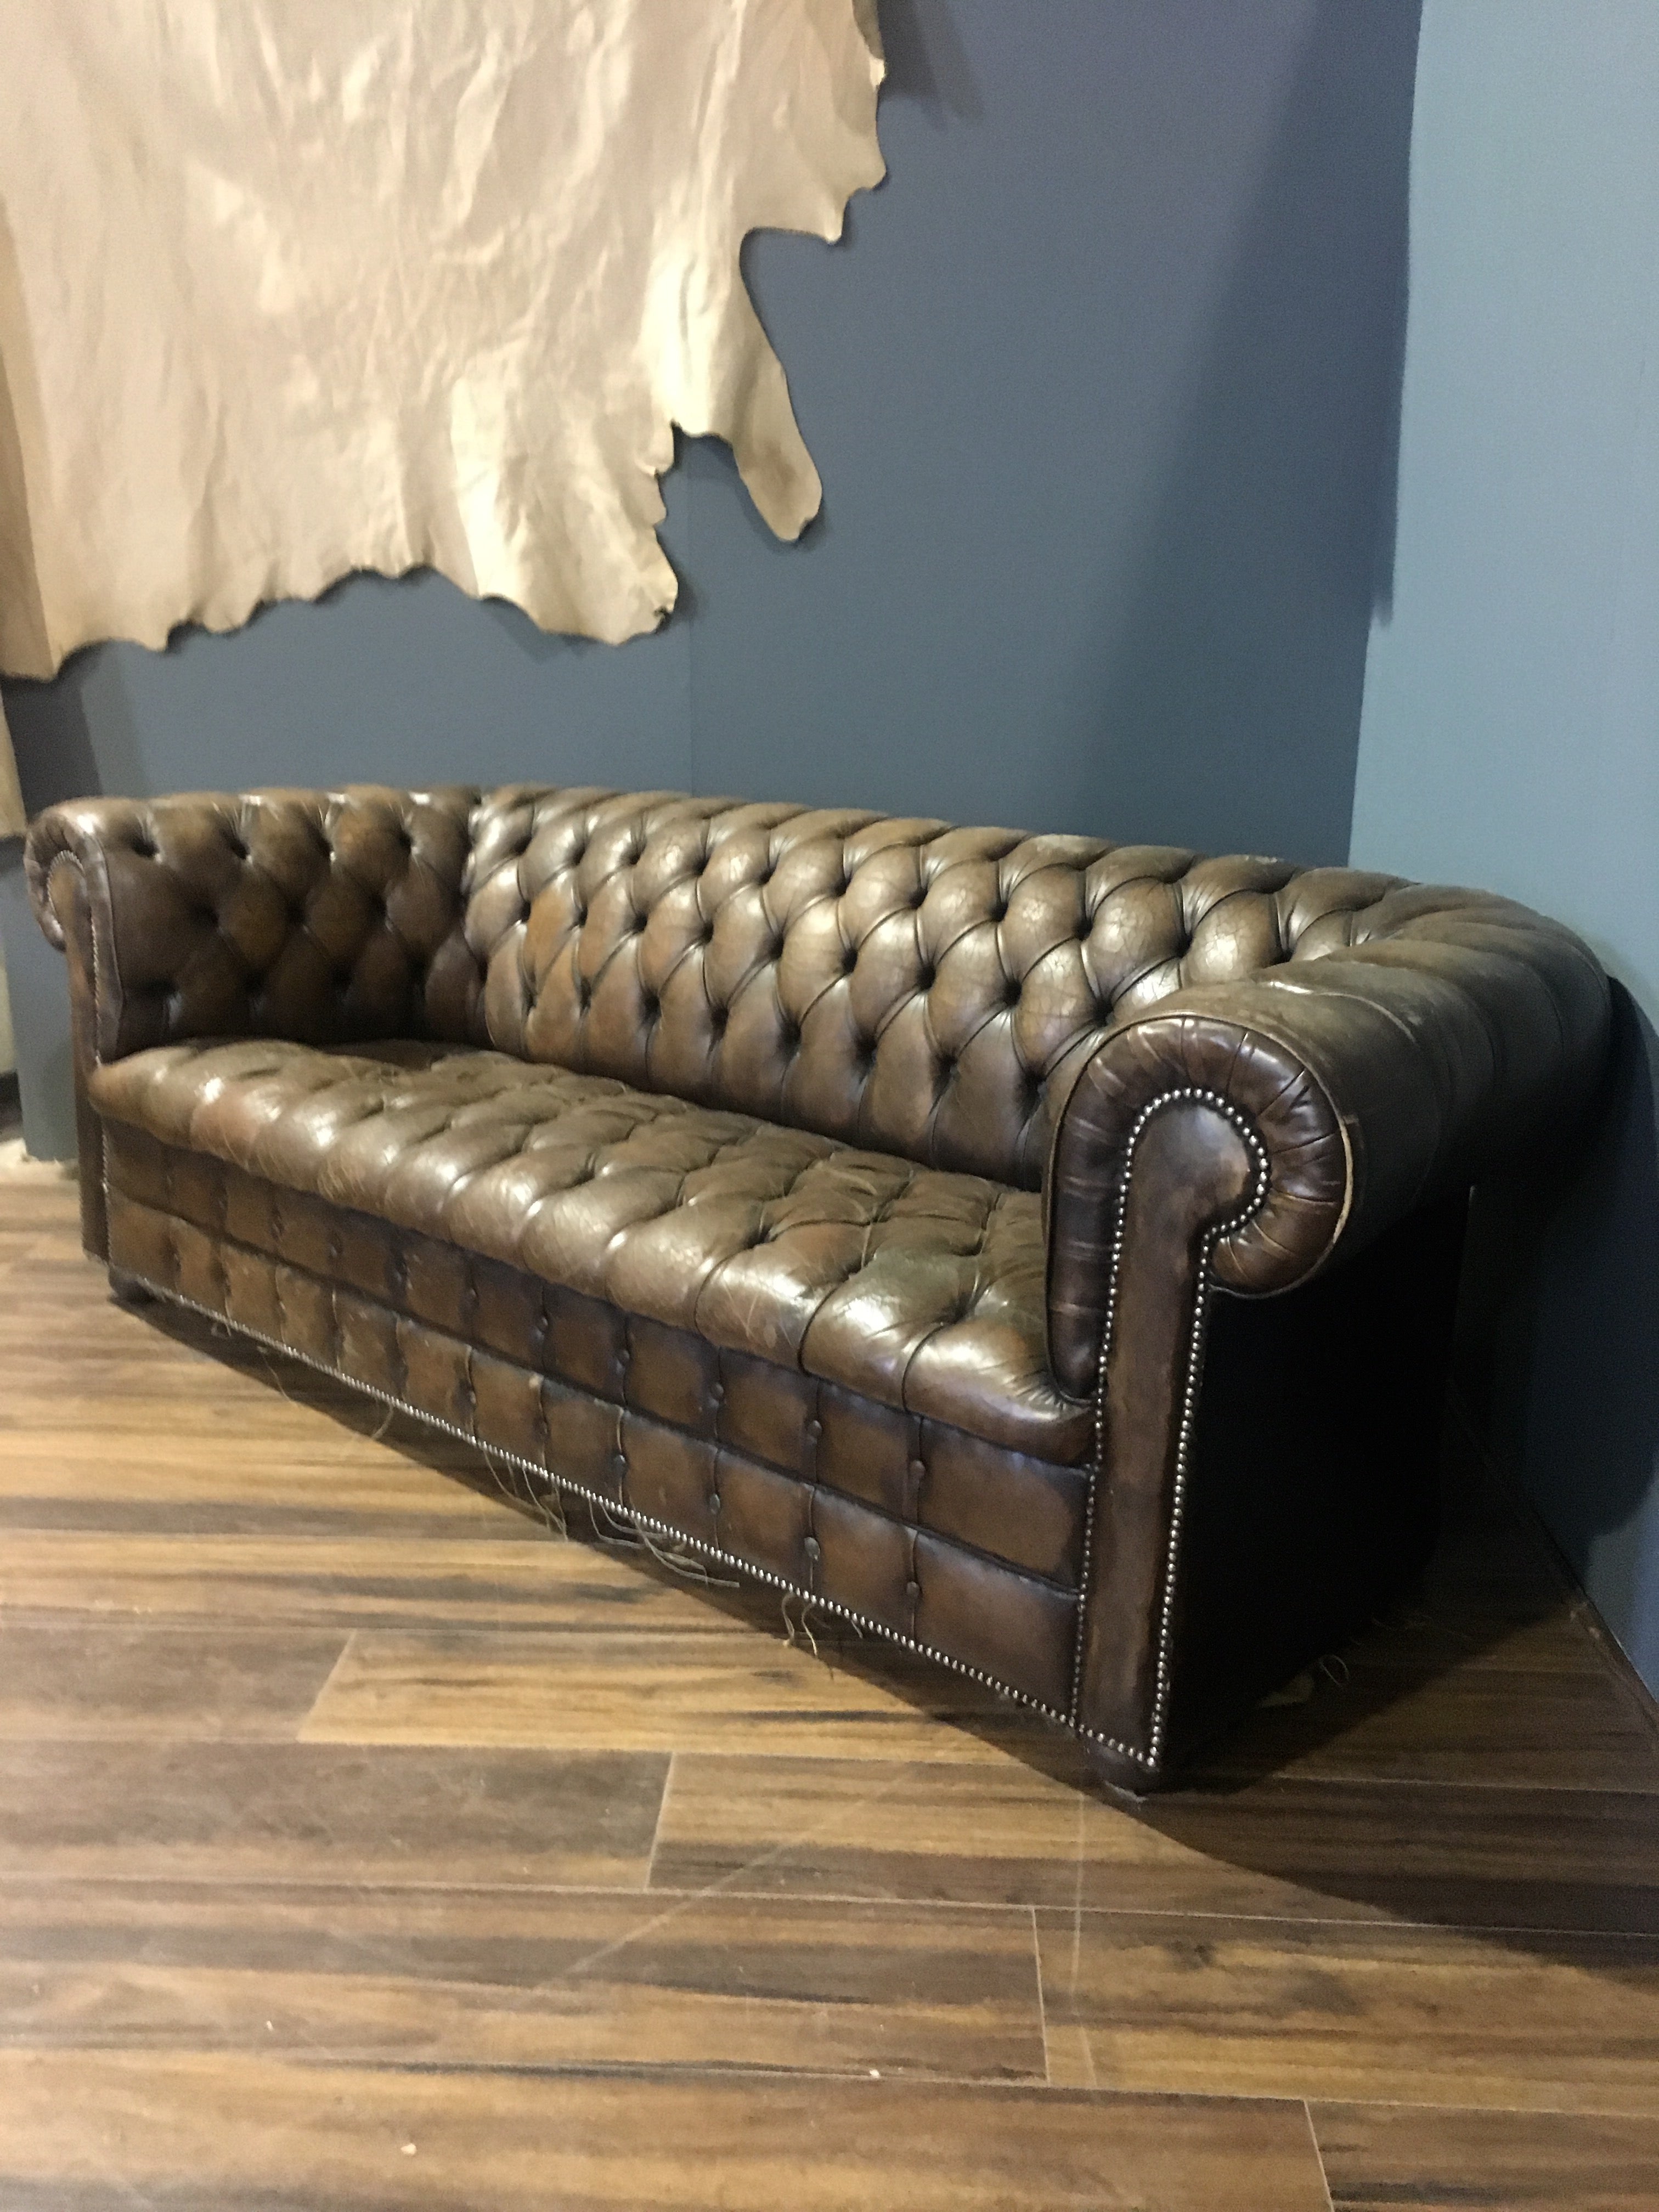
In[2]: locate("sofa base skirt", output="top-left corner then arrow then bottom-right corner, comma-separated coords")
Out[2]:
102,1186 -> 1104,1764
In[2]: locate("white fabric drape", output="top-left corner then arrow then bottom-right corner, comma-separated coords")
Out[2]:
0,0 -> 884,714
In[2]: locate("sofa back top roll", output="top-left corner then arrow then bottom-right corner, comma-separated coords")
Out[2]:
30,780 -> 1579,1193
464,784 -> 1420,1188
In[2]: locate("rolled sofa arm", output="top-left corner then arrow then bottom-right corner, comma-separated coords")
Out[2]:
1044,885 -> 1609,1778
25,786 -> 484,1259
1046,885 -> 1612,1398
25,787 -> 485,1065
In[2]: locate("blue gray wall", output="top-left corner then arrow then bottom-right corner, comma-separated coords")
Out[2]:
1350,0 -> 1659,1689
0,0 -> 1418,1155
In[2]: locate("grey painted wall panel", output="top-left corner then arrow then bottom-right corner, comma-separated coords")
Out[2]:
690,0 -> 1417,853
1350,0 -> 1659,1690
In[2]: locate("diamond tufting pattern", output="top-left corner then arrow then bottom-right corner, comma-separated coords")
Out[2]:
26,785 -> 483,1062
91,1037 -> 1086,1465
31,779 -> 1442,1193
458,785 -> 1414,1189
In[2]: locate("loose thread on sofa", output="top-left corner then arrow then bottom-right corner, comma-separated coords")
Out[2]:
475,1440 -> 569,1542
633,1516 -> 741,1590
780,1590 -> 822,1660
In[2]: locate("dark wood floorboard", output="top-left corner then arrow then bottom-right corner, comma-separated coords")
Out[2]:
0,1880 -> 1046,2080
648,1751 -> 1659,1932
1312,2102 -> 1659,2210
0,2058 -> 1333,2209
3,1167 -> 1658,2208
1035,1907 -> 1659,2112
0,1616 -> 349,1739
0,1738 -> 668,1889
299,1623 -> 1035,1760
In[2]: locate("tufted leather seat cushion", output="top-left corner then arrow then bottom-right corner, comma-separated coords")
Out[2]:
91,1037 -> 1089,1466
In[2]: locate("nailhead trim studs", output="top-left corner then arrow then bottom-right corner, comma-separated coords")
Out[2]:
1067,1085 -> 1271,1771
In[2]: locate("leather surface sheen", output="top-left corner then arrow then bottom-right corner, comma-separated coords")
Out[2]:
27,781 -> 1613,1781
20,783 -> 1460,1186
91,1038 -> 1086,1466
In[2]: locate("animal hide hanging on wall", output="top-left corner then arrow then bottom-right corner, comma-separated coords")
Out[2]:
0,0 -> 885,747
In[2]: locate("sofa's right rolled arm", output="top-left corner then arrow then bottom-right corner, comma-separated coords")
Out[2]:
1044,889 -> 1609,1780
1046,887 -> 1612,1400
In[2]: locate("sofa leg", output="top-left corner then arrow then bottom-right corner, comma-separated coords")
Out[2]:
1082,1739 -> 1165,1801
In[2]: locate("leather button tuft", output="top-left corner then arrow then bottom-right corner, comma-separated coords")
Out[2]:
709,1380 -> 725,1403
908,1457 -> 926,1482
707,1491 -> 721,1514
804,1418 -> 822,1442
803,1535 -> 821,1560
905,1578 -> 922,1602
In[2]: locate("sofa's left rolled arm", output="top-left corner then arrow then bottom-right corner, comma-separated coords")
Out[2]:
25,786 -> 483,1067
25,786 -> 483,1258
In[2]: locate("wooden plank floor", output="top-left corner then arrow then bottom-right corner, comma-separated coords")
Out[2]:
2,1158 -> 1658,2209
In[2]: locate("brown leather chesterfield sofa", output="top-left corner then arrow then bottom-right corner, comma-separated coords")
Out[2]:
26,783 -> 1610,1790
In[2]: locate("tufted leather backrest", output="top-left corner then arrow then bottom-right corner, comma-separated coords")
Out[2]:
38,776 -> 1590,1198
461,786 -> 1410,1190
